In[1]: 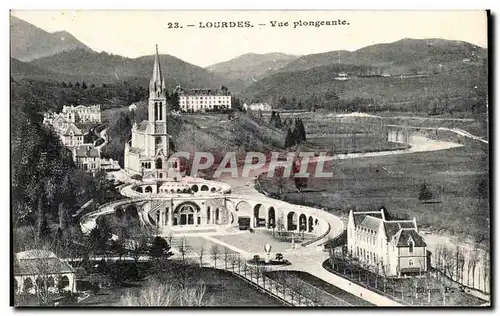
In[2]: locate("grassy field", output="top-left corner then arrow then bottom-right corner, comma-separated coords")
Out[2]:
304,134 -> 409,155
259,134 -> 489,244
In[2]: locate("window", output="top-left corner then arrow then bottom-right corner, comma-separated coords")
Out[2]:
409,259 -> 414,266
408,238 -> 414,253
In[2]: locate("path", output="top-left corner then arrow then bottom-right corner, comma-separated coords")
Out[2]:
386,124 -> 488,144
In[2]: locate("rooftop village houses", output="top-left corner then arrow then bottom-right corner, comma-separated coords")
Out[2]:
43,107 -> 119,173
347,208 -> 428,278
177,86 -> 232,112
43,113 -> 84,147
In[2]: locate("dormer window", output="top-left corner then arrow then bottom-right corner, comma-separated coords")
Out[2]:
408,237 -> 414,253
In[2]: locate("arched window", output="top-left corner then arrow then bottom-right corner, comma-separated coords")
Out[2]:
59,276 -> 70,289
409,259 -> 414,266
24,278 -> 33,292
156,137 -> 162,145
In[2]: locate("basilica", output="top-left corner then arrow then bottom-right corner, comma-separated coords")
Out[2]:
124,46 -> 181,180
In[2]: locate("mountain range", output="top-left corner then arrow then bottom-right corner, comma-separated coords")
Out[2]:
10,15 -> 488,111
206,53 -> 298,91
10,15 -> 93,61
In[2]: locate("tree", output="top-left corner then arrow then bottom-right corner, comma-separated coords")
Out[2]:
82,81 -> 88,89
275,253 -> 284,262
111,239 -> 126,261
285,128 -> 295,148
210,244 -> 220,268
418,183 -> 433,201
61,82 -> 67,88
129,234 -> 149,265
149,236 -> 170,261
223,247 -> 231,269
198,246 -> 205,267
294,176 -> 308,193
75,82 -> 81,88
177,237 -> 188,264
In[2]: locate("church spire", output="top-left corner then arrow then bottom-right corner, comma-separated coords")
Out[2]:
149,45 -> 167,100
151,44 -> 164,90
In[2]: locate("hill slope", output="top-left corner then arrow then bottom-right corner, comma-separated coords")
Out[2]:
279,38 -> 486,75
206,53 -> 298,92
28,48 -> 226,88
10,15 -> 92,61
240,38 -> 488,113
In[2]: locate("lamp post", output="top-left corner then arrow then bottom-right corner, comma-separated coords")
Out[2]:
264,244 -> 272,263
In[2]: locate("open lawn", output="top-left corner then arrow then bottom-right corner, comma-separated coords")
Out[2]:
305,134 -> 409,155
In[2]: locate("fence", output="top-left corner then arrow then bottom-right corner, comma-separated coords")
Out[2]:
208,259 -> 317,306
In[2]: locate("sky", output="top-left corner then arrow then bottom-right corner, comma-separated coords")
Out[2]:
11,10 -> 488,67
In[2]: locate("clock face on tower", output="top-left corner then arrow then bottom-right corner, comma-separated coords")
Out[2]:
155,136 -> 162,145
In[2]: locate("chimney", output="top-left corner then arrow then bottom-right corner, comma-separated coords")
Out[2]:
413,217 -> 418,232
380,207 -> 386,220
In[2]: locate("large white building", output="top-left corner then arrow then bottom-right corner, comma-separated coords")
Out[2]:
124,46 -> 180,181
347,208 -> 428,278
178,87 -> 231,112
62,104 -> 102,123
243,102 -> 272,112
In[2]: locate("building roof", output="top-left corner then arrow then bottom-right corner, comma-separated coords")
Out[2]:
74,145 -> 100,158
358,216 -> 381,232
178,87 -> 231,96
63,123 -> 83,136
351,209 -> 424,247
14,249 -> 74,276
352,211 -> 383,226
393,229 -> 427,247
